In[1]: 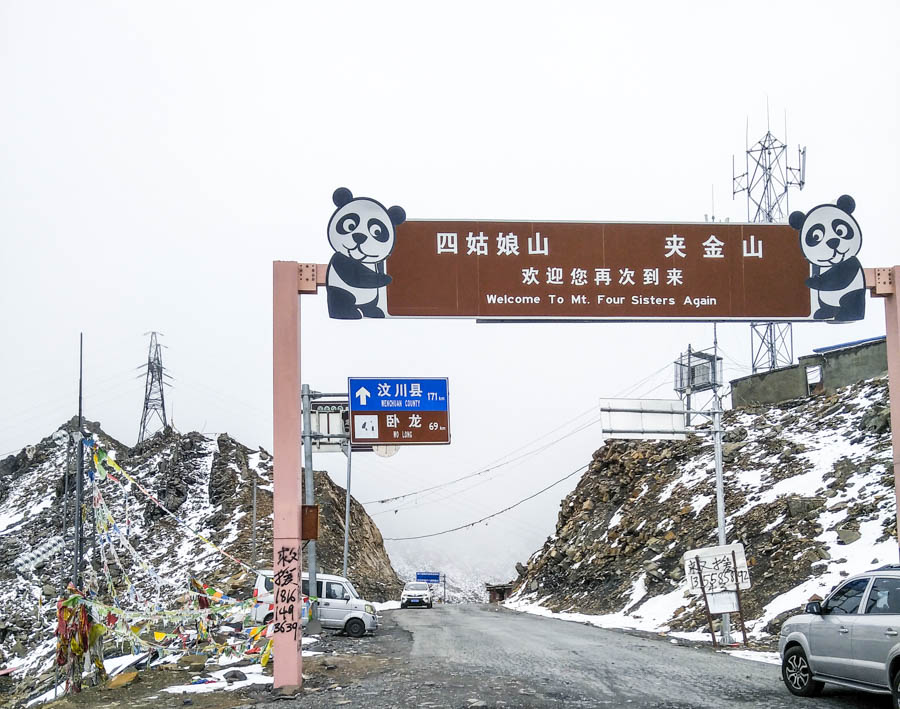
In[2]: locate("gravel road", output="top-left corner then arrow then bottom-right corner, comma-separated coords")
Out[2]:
259,604 -> 893,708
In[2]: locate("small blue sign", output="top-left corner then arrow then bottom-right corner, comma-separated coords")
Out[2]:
348,378 -> 449,413
416,571 -> 441,584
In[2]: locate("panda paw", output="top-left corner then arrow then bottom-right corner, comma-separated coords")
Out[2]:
359,302 -> 386,318
329,308 -> 363,320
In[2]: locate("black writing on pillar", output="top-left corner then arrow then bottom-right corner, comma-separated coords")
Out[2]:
277,588 -> 297,604
278,546 -> 299,566
273,566 -> 295,587
274,544 -> 301,639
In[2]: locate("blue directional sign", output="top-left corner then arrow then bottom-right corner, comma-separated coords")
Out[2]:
416,571 -> 441,584
347,377 -> 450,445
348,378 -> 449,412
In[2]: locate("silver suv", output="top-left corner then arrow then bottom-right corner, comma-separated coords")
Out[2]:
780,566 -> 900,702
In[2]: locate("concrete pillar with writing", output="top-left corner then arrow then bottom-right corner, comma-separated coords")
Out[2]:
272,262 -> 325,689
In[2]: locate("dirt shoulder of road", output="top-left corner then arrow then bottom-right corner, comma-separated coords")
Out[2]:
19,614 -> 411,709
17,607 -> 783,709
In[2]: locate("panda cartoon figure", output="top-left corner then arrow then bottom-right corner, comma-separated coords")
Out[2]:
325,187 -> 406,319
789,194 -> 865,322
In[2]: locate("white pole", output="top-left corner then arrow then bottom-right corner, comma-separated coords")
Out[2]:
712,324 -> 732,644
302,384 -> 321,633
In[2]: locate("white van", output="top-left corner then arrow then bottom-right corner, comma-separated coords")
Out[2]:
251,571 -> 377,637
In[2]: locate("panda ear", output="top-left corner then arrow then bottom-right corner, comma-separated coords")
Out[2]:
333,187 -> 353,208
388,205 -> 406,226
836,194 -> 856,214
788,211 -> 806,231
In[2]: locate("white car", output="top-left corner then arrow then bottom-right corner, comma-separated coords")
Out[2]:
401,582 -> 433,609
250,571 -> 378,637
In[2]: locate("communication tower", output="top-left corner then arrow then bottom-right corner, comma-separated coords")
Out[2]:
137,331 -> 170,443
732,114 -> 806,373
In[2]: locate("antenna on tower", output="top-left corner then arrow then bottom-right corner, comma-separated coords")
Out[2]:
732,109 -> 806,373
137,332 -> 171,444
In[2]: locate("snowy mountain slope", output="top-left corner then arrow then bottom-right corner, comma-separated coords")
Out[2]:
508,375 -> 894,639
0,421 -> 400,699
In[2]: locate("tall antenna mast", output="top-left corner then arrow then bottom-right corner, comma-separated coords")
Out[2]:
732,111 -> 806,373
137,331 -> 170,443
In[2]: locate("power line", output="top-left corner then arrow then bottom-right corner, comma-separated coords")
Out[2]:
362,404 -> 600,505
346,448 -> 545,539
364,358 -> 680,508
371,415 -> 604,517
612,359 -> 675,399
0,368 -> 141,434
384,463 -> 589,541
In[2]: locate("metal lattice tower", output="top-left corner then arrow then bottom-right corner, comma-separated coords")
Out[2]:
733,115 -> 806,373
137,331 -> 168,443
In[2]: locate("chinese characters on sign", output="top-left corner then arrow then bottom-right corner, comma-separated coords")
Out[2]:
348,378 -> 450,445
273,545 -> 302,639
385,221 -> 810,320
684,543 -> 751,595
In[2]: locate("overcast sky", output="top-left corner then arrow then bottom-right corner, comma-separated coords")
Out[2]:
2,1 -> 899,580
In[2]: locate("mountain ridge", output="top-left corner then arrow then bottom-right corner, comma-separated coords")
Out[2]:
508,375 -> 895,639
0,420 -> 401,694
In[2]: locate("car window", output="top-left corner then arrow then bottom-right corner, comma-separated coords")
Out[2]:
301,580 -> 324,598
327,582 -> 347,600
865,577 -> 900,614
825,578 -> 870,615
264,576 -> 274,593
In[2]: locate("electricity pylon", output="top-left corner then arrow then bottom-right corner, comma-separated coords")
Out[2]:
137,332 -> 169,443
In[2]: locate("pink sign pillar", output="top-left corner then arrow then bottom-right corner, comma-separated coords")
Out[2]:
865,267 -> 900,556
272,261 -> 326,689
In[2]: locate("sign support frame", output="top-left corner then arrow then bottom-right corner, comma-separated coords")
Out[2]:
301,383 -> 323,634
272,262 -> 325,690
732,549 -> 749,646
710,323 -> 731,644
693,556 -> 718,649
271,258 -> 898,693
865,267 -> 900,559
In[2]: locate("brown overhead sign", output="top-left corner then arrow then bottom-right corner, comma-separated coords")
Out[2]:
383,222 -> 812,320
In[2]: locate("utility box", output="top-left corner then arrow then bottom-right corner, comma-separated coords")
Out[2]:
301,505 -> 319,540
674,349 -> 723,394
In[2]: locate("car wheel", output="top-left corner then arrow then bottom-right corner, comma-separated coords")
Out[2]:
782,646 -> 823,697
428,602 -> 433,608
345,618 -> 366,638
892,667 -> 900,708
401,602 -> 407,609
264,613 -> 274,624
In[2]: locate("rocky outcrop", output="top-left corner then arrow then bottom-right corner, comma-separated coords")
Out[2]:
0,421 -> 401,682
511,376 -> 894,637
310,469 -> 402,602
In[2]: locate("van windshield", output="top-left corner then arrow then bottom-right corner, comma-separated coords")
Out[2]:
344,581 -> 360,599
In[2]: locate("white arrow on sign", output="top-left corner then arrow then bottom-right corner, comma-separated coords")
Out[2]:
355,387 -> 371,406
